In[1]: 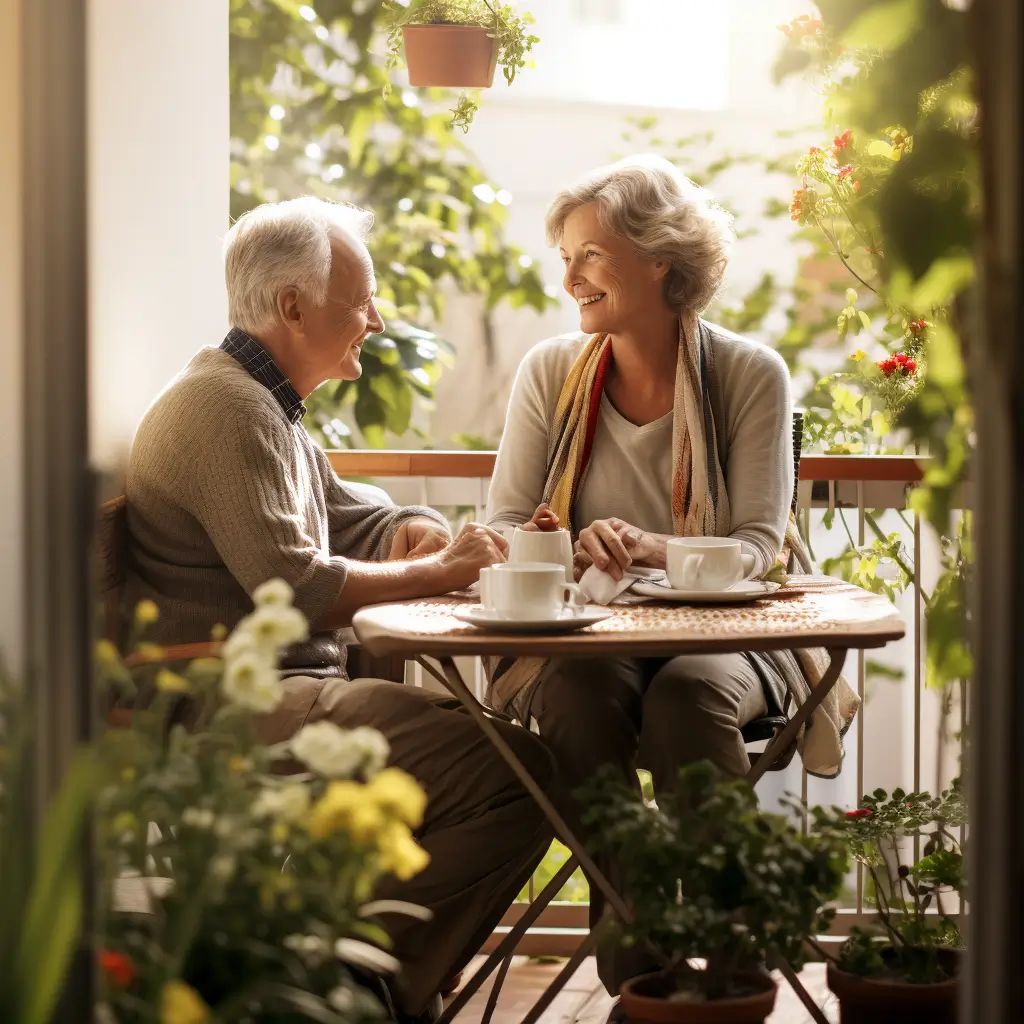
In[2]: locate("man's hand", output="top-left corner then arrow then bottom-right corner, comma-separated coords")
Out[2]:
431,522 -> 509,592
388,516 -> 451,561
520,503 -> 561,533
575,518 -> 665,582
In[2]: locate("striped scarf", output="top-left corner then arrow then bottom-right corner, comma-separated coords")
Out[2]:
485,318 -> 860,777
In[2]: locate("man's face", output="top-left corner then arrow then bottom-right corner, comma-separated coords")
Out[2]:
298,234 -> 385,382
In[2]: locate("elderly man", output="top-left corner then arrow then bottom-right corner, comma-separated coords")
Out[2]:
124,196 -> 556,1022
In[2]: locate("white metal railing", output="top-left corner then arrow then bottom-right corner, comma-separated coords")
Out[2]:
331,451 -> 965,954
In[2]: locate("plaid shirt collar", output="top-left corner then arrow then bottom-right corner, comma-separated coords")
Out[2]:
220,328 -> 306,424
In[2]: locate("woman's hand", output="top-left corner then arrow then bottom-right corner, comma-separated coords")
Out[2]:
520,503 -> 562,533
575,518 -> 665,581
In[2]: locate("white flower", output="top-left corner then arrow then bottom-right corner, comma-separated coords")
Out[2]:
245,605 -> 309,650
210,854 -> 236,882
328,987 -> 354,1012
221,649 -> 283,712
291,720 -> 390,779
252,783 -> 311,823
348,726 -> 391,778
181,808 -> 215,829
253,578 -> 294,608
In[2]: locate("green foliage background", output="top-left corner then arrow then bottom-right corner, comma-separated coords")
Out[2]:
230,0 -> 553,449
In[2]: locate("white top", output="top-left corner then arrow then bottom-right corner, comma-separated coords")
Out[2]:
485,325 -> 794,577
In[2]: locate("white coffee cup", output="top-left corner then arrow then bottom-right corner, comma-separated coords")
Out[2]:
508,527 -> 574,583
666,537 -> 755,591
479,562 -> 585,619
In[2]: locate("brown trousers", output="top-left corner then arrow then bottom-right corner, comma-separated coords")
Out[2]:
530,653 -> 768,993
261,676 -> 556,1016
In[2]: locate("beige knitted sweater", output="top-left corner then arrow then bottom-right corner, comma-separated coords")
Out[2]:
124,347 -> 444,662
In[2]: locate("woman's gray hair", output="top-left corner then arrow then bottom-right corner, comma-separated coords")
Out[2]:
545,155 -> 734,315
224,196 -> 374,334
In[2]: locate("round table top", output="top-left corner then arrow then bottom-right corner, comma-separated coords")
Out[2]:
352,576 -> 906,659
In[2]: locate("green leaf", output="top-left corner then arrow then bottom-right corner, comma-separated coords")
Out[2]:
841,0 -> 920,52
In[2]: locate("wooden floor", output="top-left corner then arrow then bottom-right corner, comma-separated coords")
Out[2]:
448,958 -> 838,1023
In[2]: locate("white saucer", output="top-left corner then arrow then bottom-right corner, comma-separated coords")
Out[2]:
453,605 -> 614,633
631,579 -> 781,603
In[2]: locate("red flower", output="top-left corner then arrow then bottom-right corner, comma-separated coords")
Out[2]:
808,145 -> 821,156
853,180 -> 861,192
790,188 -> 805,221
905,359 -> 917,375
877,354 -> 916,377
838,164 -> 854,181
834,129 -> 853,152
99,950 -> 136,988
846,808 -> 872,819
909,319 -> 931,335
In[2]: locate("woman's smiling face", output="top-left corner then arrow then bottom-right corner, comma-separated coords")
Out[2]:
558,201 -> 668,335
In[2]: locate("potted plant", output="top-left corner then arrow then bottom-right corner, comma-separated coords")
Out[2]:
809,783 -> 967,1024
580,762 -> 848,1024
384,1 -> 539,130
94,583 -> 431,1022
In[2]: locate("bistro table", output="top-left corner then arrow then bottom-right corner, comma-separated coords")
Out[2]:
352,576 -> 905,1024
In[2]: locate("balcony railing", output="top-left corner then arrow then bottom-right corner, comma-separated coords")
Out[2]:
329,450 -> 964,956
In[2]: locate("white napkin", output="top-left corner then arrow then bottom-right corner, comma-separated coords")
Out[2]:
580,564 -> 638,605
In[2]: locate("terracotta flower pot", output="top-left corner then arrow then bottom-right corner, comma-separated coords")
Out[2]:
402,24 -> 497,88
618,972 -> 778,1024
827,949 -> 962,1024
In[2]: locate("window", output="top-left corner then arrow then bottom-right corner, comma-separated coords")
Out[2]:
571,0 -> 624,24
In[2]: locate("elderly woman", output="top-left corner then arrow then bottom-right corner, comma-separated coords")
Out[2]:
485,155 -> 795,993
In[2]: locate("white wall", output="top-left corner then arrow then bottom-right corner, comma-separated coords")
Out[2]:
0,0 -> 24,667
88,1 -> 230,473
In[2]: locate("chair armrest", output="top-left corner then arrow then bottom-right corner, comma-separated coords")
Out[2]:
123,641 -> 223,669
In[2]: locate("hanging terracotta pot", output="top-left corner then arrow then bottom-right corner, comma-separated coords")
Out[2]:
618,972 -> 778,1024
826,949 -> 962,1024
401,24 -> 497,88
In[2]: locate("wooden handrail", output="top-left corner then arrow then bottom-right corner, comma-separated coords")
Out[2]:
327,450 -> 925,483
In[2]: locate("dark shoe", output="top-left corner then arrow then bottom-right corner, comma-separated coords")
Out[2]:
396,993 -> 443,1023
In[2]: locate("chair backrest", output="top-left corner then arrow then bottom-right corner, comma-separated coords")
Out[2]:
791,410 -> 804,514
96,495 -> 128,642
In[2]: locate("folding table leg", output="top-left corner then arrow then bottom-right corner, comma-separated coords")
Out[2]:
436,853 -> 581,1024
746,648 -> 848,786
479,954 -> 513,1024
424,655 -> 636,926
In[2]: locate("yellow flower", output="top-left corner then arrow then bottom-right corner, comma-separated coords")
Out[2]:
156,669 -> 190,694
94,639 -> 120,666
135,642 -> 167,663
112,811 -> 138,836
271,822 -> 290,844
377,822 -> 430,881
120,767 -> 136,783
210,622 -> 228,641
850,350 -> 866,362
307,780 -> 386,842
228,755 -> 251,774
161,981 -> 210,1024
134,600 -> 160,626
367,767 -> 427,829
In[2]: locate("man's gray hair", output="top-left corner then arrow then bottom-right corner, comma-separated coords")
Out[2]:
224,196 -> 374,334
545,155 -> 734,315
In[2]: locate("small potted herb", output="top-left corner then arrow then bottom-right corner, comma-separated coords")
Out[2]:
810,783 -> 967,1024
581,762 -> 848,1023
384,1 -> 538,130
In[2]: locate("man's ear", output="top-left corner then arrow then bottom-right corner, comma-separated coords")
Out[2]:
276,286 -> 302,329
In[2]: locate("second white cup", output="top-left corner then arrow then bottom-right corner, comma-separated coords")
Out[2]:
666,537 -> 755,591
479,562 -> 585,619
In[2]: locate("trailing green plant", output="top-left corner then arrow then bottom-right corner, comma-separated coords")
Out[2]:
94,586 -> 431,1022
230,0 -> 553,448
384,0 -> 539,130
810,781 -> 966,983
579,761 -> 848,1002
